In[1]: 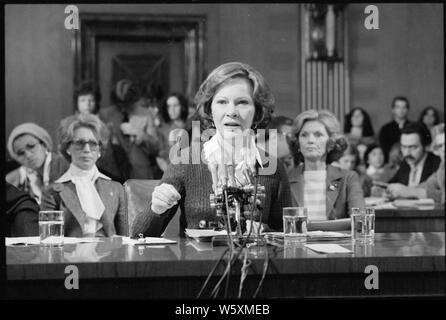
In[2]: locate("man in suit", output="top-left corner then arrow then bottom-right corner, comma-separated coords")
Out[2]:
378,96 -> 412,162
388,122 -> 441,188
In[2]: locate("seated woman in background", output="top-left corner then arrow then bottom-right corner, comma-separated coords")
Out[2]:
332,143 -> 372,197
288,110 -> 365,231
387,123 -> 445,205
156,92 -> 190,172
364,143 -> 400,183
418,106 -> 440,150
41,114 -> 127,237
99,79 -> 162,181
6,123 -> 69,204
59,80 -> 102,140
343,107 -> 376,165
131,62 -> 292,237
6,182 -> 39,237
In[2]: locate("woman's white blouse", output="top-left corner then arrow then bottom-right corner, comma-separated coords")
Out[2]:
303,170 -> 327,221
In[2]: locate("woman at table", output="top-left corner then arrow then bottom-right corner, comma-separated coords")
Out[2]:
131,62 -> 292,237
386,123 -> 445,205
288,110 -> 365,231
6,123 -> 69,204
41,114 -> 128,237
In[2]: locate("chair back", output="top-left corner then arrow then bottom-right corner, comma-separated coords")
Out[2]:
123,179 -> 179,237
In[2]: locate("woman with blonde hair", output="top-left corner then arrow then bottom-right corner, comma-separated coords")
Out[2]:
288,109 -> 365,231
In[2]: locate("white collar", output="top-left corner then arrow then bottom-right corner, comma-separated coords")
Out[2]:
203,130 -> 264,168
18,151 -> 52,186
56,164 -> 110,183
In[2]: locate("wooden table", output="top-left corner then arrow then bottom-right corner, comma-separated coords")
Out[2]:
5,233 -> 445,299
375,207 -> 445,232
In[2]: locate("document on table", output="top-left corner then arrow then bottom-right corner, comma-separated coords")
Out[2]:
392,198 -> 435,210
6,237 -> 103,246
304,244 -> 352,254
121,237 -> 176,246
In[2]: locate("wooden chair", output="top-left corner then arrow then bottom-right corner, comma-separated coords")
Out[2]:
123,179 -> 179,237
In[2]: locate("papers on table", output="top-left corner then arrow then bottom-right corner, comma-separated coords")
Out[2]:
121,236 -> 176,246
185,229 -> 231,242
392,198 -> 435,210
304,244 -> 352,254
6,237 -> 103,246
263,231 -> 350,241
365,197 -> 436,210
306,231 -> 350,241
365,197 -> 387,207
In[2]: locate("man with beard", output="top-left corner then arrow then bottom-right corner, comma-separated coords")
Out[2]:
387,122 -> 440,187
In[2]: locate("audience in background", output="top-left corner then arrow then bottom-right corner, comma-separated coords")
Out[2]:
156,92 -> 190,172
344,107 -> 375,165
265,115 -> 295,170
59,80 -> 102,136
364,144 -> 386,180
99,79 -> 162,181
363,143 -> 401,184
6,182 -> 39,237
332,143 -> 372,197
6,123 -> 69,204
288,110 -> 365,231
379,96 -> 412,162
388,122 -> 441,186
41,114 -> 127,237
418,106 -> 440,148
386,123 -> 444,205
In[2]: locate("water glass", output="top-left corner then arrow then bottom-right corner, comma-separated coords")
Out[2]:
351,207 -> 375,243
39,210 -> 64,246
283,207 -> 308,243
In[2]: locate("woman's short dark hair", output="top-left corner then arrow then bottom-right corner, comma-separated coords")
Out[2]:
418,106 -> 440,126
363,143 -> 384,167
59,114 -> 109,163
344,107 -> 375,137
194,62 -> 275,131
73,80 -> 101,114
159,92 -> 189,124
290,109 -> 348,164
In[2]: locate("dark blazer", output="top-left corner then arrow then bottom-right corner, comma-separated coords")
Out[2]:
288,164 -> 365,220
41,178 -> 128,237
6,182 -> 39,237
389,152 -> 441,185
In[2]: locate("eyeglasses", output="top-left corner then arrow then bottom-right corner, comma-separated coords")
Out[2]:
70,139 -> 100,150
16,142 -> 41,157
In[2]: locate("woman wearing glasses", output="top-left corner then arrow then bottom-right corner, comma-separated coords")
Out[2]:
6,123 -> 69,204
41,114 -> 127,237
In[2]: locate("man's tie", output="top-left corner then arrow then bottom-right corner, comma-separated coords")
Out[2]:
409,167 -> 418,187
